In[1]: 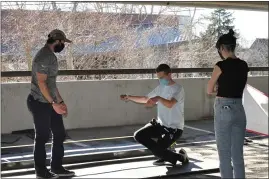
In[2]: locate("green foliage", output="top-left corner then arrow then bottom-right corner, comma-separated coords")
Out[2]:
201,9 -> 237,39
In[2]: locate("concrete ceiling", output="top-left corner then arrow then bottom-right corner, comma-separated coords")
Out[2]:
118,1 -> 268,11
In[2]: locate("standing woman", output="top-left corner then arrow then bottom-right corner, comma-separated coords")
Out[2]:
207,29 -> 249,179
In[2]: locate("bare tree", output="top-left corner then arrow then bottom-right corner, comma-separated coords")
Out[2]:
51,1 -> 58,11
2,2 -> 263,82
72,2 -> 78,12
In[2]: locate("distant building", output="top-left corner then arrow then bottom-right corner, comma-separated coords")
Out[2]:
1,9 -> 191,56
241,38 -> 268,67
1,9 -> 192,72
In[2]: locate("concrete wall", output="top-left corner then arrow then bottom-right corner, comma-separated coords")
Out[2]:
1,76 -> 268,134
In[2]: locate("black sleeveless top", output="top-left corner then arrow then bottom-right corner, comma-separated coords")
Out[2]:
216,58 -> 249,98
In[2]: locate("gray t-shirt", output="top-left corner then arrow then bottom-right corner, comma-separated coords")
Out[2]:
147,83 -> 185,130
30,45 -> 58,103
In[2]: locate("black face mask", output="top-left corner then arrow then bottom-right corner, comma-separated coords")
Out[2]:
54,43 -> 65,53
218,50 -> 225,60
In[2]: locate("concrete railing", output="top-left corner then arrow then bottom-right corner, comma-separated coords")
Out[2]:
1,76 -> 268,134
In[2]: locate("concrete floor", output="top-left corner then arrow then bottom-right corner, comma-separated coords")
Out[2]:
1,119 -> 219,164
1,119 -> 268,178
2,137 -> 268,178
2,119 -> 216,147
2,145 -> 220,178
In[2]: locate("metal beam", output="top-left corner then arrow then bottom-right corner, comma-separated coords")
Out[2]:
117,1 -> 268,11
1,67 -> 268,77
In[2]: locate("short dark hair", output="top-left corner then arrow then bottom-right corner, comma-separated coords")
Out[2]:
156,64 -> 171,74
46,37 -> 56,44
216,29 -> 237,52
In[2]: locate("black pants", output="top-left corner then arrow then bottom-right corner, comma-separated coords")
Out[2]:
134,122 -> 185,164
27,94 -> 66,174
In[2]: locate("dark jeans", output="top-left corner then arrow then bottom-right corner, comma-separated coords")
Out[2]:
27,94 -> 66,174
134,122 -> 185,164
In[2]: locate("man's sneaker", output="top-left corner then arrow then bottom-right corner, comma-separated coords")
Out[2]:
36,171 -> 59,179
51,167 -> 75,177
153,158 -> 166,166
179,148 -> 189,164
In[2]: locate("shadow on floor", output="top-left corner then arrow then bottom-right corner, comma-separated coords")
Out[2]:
162,173 -> 221,179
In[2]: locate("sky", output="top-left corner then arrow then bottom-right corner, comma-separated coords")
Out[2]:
233,10 -> 268,46
193,8 -> 268,48
1,2 -> 268,48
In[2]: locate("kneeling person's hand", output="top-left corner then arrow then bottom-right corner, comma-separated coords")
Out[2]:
149,96 -> 160,104
120,94 -> 129,101
145,99 -> 156,107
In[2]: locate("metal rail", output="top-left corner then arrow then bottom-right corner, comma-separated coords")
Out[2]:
1,67 -> 268,77
117,1 -> 269,11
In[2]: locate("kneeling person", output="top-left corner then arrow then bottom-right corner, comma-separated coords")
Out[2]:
120,64 -> 189,166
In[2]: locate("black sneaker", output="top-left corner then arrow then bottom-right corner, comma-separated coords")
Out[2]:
51,167 -> 75,177
170,158 -> 178,166
153,158 -> 166,166
36,171 -> 59,179
168,144 -> 176,152
179,148 -> 189,164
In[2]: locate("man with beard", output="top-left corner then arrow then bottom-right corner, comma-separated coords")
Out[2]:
27,29 -> 75,178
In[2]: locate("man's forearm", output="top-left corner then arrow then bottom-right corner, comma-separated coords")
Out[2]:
38,82 -> 54,103
128,95 -> 148,104
56,88 -> 63,103
159,97 -> 173,108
